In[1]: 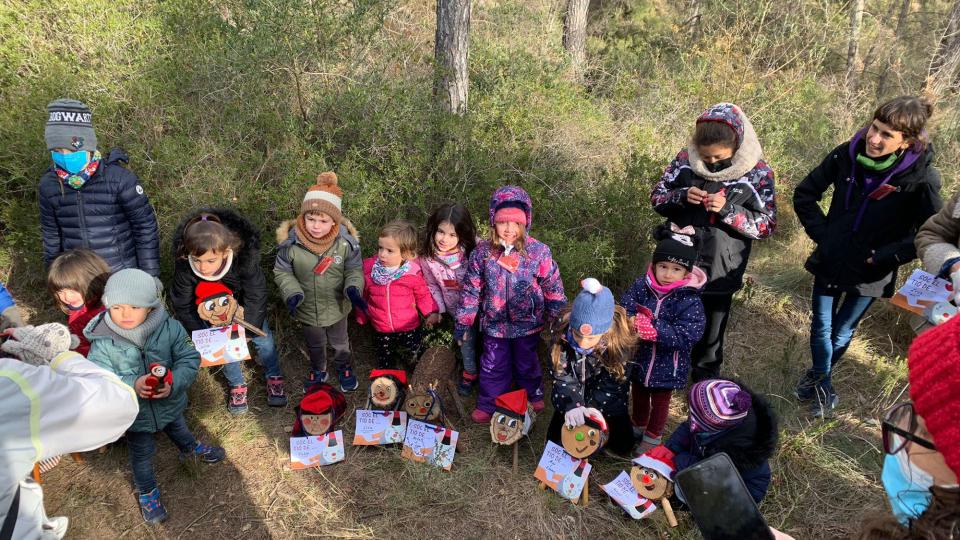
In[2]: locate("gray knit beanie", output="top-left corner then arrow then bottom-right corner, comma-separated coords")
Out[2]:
45,99 -> 97,152
103,269 -> 162,308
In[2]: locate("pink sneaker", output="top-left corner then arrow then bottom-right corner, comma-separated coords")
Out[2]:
471,409 -> 492,423
531,400 -> 545,413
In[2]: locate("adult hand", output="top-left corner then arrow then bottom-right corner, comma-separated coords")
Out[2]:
704,191 -> 727,212
286,293 -> 304,316
564,406 -> 587,428
425,313 -> 442,328
686,187 -> 707,205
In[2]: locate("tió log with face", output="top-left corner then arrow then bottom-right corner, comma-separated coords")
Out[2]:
197,293 -> 239,326
369,376 -> 401,409
490,412 -> 525,445
630,465 -> 672,500
561,423 -> 606,459
405,387 -> 441,422
301,413 -> 333,436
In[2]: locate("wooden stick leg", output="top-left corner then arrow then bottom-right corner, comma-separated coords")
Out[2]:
582,479 -> 589,507
538,481 -> 548,491
512,443 -> 519,474
662,497 -> 678,527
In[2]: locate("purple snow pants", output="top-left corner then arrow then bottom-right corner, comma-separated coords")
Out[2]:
477,333 -> 544,413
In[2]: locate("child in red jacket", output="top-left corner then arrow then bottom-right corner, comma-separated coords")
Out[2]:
357,220 -> 439,368
46,249 -> 111,356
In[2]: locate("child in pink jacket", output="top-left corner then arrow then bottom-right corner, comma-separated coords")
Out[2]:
357,220 -> 439,368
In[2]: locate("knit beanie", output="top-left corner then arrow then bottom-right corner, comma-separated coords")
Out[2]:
570,278 -> 615,336
300,172 -> 343,223
652,223 -> 699,271
688,379 -> 752,432
102,269 -> 162,309
45,99 -> 97,152
493,205 -> 527,226
907,313 -> 960,476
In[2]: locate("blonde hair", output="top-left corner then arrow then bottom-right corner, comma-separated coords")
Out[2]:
550,305 -> 637,382
380,220 -> 419,259
47,249 -> 111,310
488,225 -> 527,257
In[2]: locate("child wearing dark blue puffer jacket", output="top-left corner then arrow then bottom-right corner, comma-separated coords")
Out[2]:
621,225 -> 706,454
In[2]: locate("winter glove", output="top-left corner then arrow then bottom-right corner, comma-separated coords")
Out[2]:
345,286 -> 368,315
645,444 -> 675,462
1,323 -> 79,366
564,406 -> 586,428
286,293 -> 304,316
0,305 -> 24,332
633,306 -> 658,341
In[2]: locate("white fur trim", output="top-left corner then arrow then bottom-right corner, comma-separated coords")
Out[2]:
303,190 -> 342,211
687,107 -> 764,182
632,454 -> 675,479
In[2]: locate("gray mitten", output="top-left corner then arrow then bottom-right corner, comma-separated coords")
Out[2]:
1,323 -> 79,366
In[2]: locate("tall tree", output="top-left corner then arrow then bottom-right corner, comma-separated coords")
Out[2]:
435,0 -> 471,115
877,0 -> 912,98
846,0 -> 866,93
924,0 -> 960,99
563,0 -> 590,81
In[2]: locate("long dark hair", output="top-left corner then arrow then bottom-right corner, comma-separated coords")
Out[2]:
421,203 -> 477,259
858,486 -> 960,539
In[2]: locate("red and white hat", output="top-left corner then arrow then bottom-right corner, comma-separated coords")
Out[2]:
194,281 -> 233,304
632,453 -> 676,479
494,388 -> 528,419
369,368 -> 408,386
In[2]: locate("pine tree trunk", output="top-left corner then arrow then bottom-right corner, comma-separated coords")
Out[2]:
846,0 -> 865,93
435,0 -> 471,115
924,0 -> 960,99
877,0 -> 912,98
563,0 -> 590,81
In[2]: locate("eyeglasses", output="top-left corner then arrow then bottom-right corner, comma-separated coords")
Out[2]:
882,402 -> 936,455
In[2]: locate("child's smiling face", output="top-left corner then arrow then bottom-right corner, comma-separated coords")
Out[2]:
434,220 -> 459,252
495,221 -> 521,245
377,235 -> 404,267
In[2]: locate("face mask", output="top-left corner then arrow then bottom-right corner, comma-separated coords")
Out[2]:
704,157 -> 733,173
51,150 -> 91,174
881,451 -> 934,524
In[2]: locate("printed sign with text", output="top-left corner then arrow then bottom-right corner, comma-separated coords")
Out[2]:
192,325 -> 251,367
353,410 -> 408,445
534,440 -> 591,501
290,430 -> 345,469
400,419 -> 458,470
600,471 -> 657,519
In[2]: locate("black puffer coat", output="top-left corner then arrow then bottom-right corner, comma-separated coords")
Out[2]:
39,148 -> 160,276
169,208 -> 268,332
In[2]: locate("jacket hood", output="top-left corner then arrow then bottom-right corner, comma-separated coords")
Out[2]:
275,218 -> 359,246
687,103 -> 764,182
172,207 -> 261,266
645,264 -> 708,292
489,186 -> 533,229
704,383 -> 778,470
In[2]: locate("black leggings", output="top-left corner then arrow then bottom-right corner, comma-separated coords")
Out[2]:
373,329 -> 423,369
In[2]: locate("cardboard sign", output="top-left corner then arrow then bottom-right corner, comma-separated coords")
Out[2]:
290,430 -> 345,469
601,471 -> 657,519
192,324 -> 251,367
534,440 -> 591,501
891,269 -> 953,315
400,419 -> 458,470
353,410 -> 407,446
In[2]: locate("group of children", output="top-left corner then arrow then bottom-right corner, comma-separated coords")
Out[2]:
33,97 -> 787,524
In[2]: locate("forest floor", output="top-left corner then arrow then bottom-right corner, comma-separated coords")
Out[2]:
30,237 -> 915,540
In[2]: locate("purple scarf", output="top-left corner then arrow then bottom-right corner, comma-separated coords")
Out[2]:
843,128 -> 922,232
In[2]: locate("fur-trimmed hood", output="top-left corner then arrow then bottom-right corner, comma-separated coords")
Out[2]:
275,217 -> 359,247
687,103 -> 765,182
172,207 -> 262,267
700,382 -> 778,470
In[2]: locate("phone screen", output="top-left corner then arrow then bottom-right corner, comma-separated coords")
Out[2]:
674,453 -> 773,540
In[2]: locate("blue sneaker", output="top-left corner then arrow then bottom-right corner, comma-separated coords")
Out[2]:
138,488 -> 168,523
338,367 -> 358,392
304,369 -> 328,392
181,442 -> 226,464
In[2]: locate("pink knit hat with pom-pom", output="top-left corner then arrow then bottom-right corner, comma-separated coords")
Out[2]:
688,379 -> 752,432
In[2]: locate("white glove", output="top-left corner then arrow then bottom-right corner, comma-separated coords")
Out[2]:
564,406 -> 587,428
583,407 -> 602,421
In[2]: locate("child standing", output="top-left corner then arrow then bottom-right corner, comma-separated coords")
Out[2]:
46,249 -> 111,356
39,99 -> 160,276
171,208 -> 286,414
621,225 -> 706,454
85,269 -> 225,524
549,278 -> 638,456
456,186 -> 567,423
274,172 -> 364,392
357,220 -> 439,369
419,203 -> 480,395
650,103 -> 776,382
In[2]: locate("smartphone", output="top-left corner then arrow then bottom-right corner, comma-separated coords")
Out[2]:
674,453 -> 773,540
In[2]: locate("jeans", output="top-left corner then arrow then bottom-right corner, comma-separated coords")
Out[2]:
459,325 -> 479,375
126,414 -> 197,493
809,284 -> 876,379
223,319 -> 282,386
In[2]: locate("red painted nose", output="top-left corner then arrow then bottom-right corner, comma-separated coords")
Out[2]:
642,475 -> 652,485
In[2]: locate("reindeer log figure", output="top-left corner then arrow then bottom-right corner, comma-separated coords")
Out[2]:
490,388 -> 535,474
631,453 -> 678,527
405,346 -> 465,425
194,281 -> 266,337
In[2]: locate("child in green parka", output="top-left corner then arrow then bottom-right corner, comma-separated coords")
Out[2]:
85,269 -> 225,524
274,172 -> 364,392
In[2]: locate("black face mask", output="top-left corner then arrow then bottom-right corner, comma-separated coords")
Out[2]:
705,157 -> 733,173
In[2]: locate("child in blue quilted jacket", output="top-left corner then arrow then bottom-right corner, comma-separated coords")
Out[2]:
621,225 -> 706,454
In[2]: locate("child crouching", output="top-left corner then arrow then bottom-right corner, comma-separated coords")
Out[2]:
85,269 -> 225,524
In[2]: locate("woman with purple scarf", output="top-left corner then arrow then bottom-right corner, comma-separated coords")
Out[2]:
793,96 -> 942,418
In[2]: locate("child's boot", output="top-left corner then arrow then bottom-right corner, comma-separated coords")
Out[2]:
266,376 -> 288,407
809,379 -> 839,418
470,408 -> 492,423
794,369 -> 820,402
338,366 -> 358,392
457,371 -> 477,396
304,369 -> 328,392
228,384 -> 248,415
138,488 -> 168,524
181,441 -> 226,463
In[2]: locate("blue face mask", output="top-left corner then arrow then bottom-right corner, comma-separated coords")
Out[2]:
881,452 -> 934,524
51,150 -> 91,174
